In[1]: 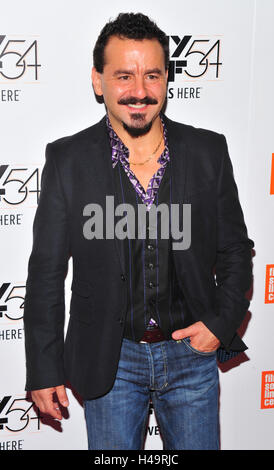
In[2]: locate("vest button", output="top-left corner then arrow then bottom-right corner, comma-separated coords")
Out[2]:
121,274 -> 126,281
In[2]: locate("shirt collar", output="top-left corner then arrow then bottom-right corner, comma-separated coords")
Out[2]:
105,113 -> 169,168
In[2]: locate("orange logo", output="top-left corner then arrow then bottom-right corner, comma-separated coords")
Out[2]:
261,371 -> 274,409
265,265 -> 274,303
271,154 -> 274,194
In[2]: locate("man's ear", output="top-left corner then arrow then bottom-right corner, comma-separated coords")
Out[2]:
91,67 -> 103,96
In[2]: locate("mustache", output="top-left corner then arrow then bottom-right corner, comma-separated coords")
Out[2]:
118,96 -> 158,106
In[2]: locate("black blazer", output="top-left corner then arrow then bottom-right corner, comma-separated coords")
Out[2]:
23,114 -> 254,400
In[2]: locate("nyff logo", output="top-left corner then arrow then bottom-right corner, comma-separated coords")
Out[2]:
0,165 -> 41,206
167,35 -> 222,82
0,35 -> 41,81
0,283 -> 25,321
0,395 -> 40,432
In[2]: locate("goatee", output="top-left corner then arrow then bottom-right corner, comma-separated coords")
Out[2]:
122,115 -> 153,137
118,96 -> 158,137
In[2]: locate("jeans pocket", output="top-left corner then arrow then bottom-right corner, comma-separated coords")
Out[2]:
182,336 -> 217,357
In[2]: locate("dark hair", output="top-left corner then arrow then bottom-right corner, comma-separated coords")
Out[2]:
93,12 -> 169,73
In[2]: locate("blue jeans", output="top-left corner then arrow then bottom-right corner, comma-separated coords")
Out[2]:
84,337 -> 219,450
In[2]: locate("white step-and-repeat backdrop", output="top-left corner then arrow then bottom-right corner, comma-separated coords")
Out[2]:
0,0 -> 273,450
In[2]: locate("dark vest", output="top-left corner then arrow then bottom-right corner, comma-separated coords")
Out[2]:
112,159 -> 192,342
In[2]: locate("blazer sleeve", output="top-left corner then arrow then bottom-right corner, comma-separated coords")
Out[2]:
203,134 -> 254,351
23,143 -> 70,391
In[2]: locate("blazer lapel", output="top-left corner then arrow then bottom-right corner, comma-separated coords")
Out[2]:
97,117 -> 127,274
163,114 -> 188,215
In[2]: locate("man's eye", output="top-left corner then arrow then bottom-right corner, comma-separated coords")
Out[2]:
118,76 -> 130,80
147,75 -> 158,80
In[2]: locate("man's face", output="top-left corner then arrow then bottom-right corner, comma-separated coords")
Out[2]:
92,36 -> 168,137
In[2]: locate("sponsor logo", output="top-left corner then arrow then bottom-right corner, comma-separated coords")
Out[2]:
147,401 -> 160,436
270,154 -> 274,195
261,371 -> 274,409
265,265 -> 274,303
147,425 -> 161,436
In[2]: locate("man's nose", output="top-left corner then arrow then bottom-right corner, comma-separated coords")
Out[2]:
131,77 -> 147,100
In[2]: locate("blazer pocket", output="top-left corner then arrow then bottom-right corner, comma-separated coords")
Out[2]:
71,278 -> 93,298
70,278 -> 94,325
186,180 -> 215,198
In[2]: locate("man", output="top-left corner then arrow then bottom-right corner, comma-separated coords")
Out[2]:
24,13 -> 254,450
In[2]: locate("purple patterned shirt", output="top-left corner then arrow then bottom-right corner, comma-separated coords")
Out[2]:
106,114 -> 170,211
